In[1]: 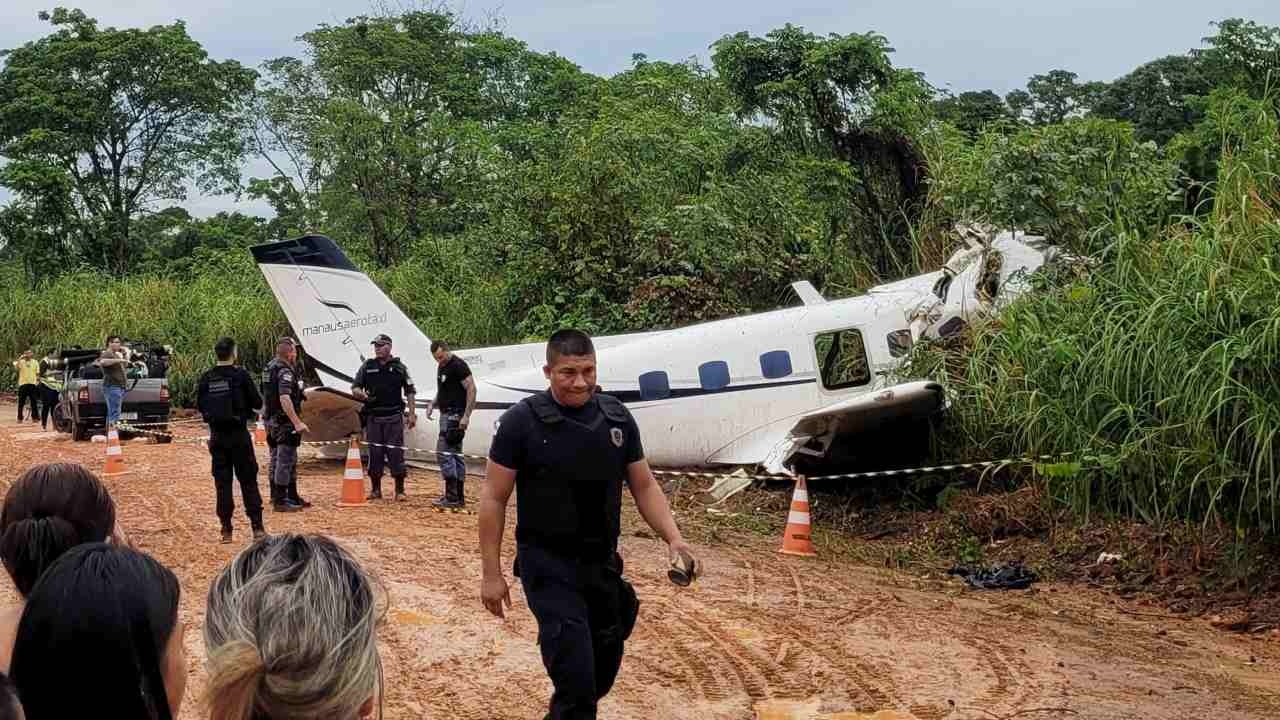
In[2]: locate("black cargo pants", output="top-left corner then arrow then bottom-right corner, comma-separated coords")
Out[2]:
208,426 -> 263,528
515,543 -> 639,720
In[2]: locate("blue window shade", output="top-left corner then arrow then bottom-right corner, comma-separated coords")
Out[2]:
638,371 -> 671,400
698,361 -> 731,390
759,350 -> 792,379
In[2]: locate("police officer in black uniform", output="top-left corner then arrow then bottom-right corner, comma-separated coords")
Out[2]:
480,329 -> 697,720
262,337 -> 310,512
197,336 -> 266,544
351,333 -> 417,501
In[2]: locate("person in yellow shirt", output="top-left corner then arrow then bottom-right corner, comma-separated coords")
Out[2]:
12,351 -> 40,424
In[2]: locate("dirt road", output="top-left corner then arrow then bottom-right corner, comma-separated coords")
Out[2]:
0,409 -> 1276,720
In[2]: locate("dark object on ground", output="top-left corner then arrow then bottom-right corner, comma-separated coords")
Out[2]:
948,561 -> 1038,590
668,548 -> 699,587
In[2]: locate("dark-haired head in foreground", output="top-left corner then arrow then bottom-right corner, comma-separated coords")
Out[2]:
0,463 -> 117,672
11,543 -> 185,719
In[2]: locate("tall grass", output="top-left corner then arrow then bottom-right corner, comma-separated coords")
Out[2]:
0,247 -> 288,406
0,239 -> 521,406
915,94 -> 1280,532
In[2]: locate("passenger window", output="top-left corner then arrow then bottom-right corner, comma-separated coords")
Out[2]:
886,329 -> 913,358
698,361 -> 730,390
813,329 -> 870,390
759,351 -> 792,379
638,371 -> 670,400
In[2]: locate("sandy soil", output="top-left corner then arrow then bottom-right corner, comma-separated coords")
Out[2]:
0,407 -> 1276,720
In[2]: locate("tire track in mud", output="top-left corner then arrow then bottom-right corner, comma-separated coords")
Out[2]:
969,634 -> 1040,709
752,545 -> 1062,714
769,614 -> 898,708
644,578 -> 903,711
733,547 -> 887,621
727,548 -> 1047,713
670,595 -> 778,700
713,547 -> 905,705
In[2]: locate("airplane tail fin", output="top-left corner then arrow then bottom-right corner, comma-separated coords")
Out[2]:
250,235 -> 433,388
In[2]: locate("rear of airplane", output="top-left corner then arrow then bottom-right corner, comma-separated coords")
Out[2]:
250,235 -> 435,388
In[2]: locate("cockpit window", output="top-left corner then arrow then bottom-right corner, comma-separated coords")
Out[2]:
813,328 -> 870,390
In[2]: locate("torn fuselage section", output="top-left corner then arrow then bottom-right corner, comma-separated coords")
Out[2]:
762,227 -> 1056,478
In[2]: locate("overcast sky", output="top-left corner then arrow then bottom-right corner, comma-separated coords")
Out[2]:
2,0 -> 1278,218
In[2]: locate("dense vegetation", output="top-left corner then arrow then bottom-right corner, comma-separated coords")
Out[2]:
2,8 -> 1279,531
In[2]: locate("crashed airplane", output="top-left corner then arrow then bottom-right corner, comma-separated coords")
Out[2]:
250,228 -> 1060,476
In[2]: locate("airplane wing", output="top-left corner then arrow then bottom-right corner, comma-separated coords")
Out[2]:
708,380 -> 947,474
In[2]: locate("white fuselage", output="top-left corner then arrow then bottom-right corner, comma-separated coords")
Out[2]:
254,230 -> 1052,469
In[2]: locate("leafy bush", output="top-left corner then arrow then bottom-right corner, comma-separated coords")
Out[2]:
930,118 -> 1182,255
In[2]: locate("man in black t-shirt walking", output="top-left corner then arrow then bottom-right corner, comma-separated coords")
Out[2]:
479,329 -> 696,720
425,340 -> 475,509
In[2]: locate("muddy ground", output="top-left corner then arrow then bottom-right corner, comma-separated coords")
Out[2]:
0,407 -> 1276,720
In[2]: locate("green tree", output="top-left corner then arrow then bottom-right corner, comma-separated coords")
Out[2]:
711,24 -> 933,277
1198,18 -> 1280,99
1018,69 -> 1100,124
933,118 -> 1180,254
934,90 -> 1014,137
1092,55 -> 1212,144
251,11 -> 595,267
0,8 -> 256,275
1005,89 -> 1033,121
135,208 -> 270,275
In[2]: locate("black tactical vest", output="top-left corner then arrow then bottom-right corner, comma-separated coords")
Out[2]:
201,366 -> 245,427
360,358 -> 410,417
261,358 -> 303,420
514,391 -> 631,559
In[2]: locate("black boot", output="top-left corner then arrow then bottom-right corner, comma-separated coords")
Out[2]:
249,516 -> 266,541
443,477 -> 465,509
367,476 -> 383,500
272,484 -> 300,512
394,476 -> 406,502
220,521 -> 233,544
288,481 -> 312,508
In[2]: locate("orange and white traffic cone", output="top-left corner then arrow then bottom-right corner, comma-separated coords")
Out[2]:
778,476 -> 816,557
336,436 -> 367,508
103,428 -> 130,477
253,419 -> 267,446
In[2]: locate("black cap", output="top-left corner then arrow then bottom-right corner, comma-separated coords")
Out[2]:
371,334 -> 392,346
